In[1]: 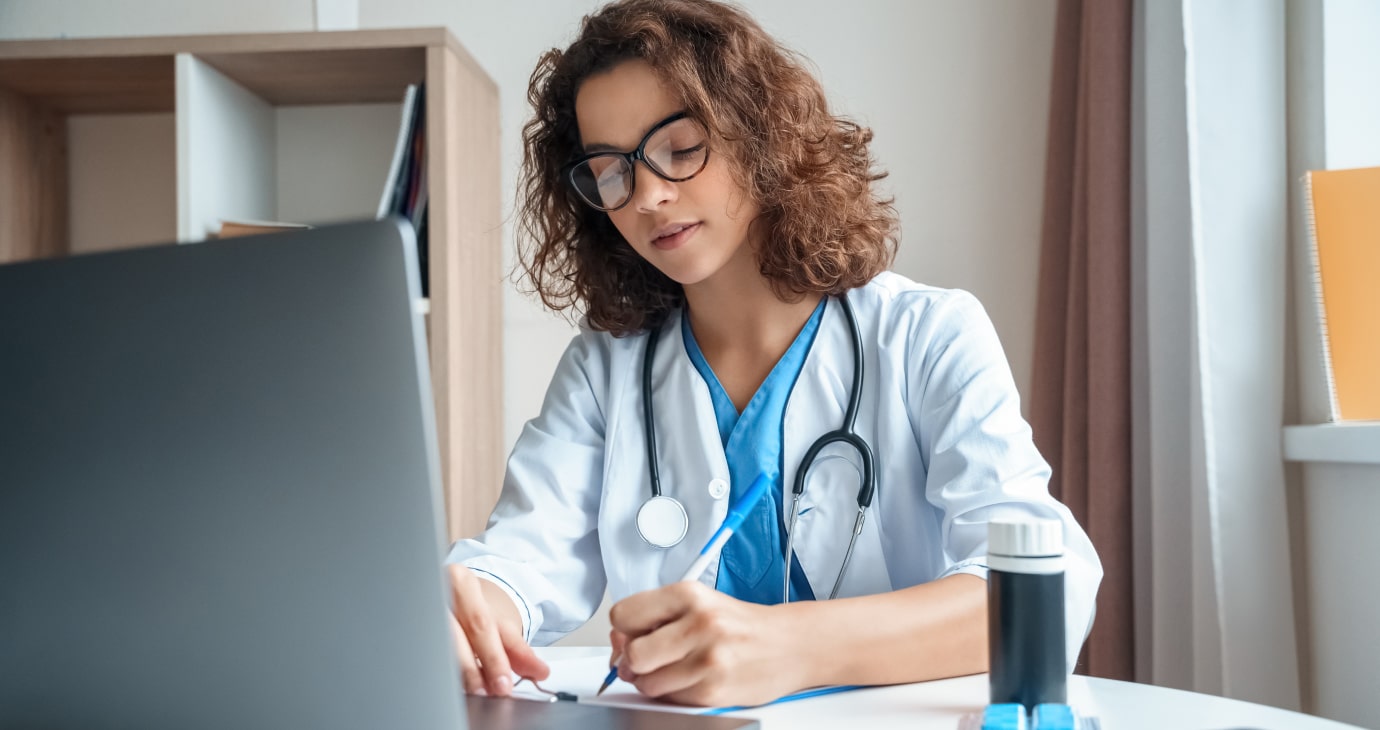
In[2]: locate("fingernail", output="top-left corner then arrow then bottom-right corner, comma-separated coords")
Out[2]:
496,675 -> 512,694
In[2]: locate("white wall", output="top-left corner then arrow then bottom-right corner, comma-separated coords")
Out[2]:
1285,1 -> 1380,726
367,0 -> 1059,450
0,0 -> 313,36
3,0 -> 1058,452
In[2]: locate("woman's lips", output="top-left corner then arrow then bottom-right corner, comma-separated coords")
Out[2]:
652,222 -> 701,251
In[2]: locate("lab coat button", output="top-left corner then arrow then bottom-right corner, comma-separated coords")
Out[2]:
708,478 -> 729,500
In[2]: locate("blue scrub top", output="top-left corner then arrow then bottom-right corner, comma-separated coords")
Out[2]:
681,298 -> 827,604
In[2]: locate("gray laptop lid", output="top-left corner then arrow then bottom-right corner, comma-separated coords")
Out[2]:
0,221 -> 464,729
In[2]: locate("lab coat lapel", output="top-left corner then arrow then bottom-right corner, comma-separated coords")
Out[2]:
649,308 -> 730,588
780,296 -> 892,599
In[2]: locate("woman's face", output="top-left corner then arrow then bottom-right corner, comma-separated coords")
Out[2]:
575,60 -> 760,289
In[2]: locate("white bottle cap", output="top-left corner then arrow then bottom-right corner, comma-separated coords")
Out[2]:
988,517 -> 1063,558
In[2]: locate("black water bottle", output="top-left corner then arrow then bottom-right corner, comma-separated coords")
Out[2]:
987,517 -> 1067,710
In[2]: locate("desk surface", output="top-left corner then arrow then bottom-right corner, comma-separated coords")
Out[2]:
537,648 -> 1362,730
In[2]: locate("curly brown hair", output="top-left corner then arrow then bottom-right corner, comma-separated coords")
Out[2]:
517,0 -> 899,336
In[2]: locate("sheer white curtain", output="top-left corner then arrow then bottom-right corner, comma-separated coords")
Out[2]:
1133,0 -> 1301,708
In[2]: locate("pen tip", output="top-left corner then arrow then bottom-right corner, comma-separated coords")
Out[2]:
595,681 -> 611,697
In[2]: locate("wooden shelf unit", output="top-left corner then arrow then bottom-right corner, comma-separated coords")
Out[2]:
0,28 -> 502,541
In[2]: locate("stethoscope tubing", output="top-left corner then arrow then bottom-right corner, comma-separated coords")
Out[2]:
639,295 -> 877,602
782,296 -> 875,602
643,324 -> 664,498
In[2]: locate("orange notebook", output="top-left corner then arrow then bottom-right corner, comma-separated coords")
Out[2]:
1303,166 -> 1380,421
217,219 -> 310,238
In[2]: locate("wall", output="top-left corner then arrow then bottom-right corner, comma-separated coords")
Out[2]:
1285,1 -> 1380,726
382,0 -> 1060,450
2,0 -> 1059,645
2,0 -> 1058,447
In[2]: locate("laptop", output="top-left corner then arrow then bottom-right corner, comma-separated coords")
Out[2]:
0,221 -> 756,730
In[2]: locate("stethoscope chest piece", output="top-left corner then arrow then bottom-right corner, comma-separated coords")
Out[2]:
636,494 -> 688,548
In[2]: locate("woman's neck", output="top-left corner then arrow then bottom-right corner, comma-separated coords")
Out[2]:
681,243 -> 822,366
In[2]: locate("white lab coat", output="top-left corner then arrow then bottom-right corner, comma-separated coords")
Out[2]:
450,272 -> 1102,671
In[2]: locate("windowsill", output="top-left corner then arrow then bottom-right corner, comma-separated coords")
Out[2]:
1282,422 -> 1380,465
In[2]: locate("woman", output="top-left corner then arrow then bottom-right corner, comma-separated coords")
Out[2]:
445,0 -> 1101,708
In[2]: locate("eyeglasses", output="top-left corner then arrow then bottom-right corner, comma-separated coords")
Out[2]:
564,112 -> 711,212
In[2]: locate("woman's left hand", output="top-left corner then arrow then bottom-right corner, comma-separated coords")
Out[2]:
607,580 -> 807,707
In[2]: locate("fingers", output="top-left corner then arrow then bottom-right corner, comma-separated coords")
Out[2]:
606,630 -> 638,684
448,565 -> 514,696
632,648 -> 715,703
501,619 -> 549,681
610,585 -> 764,706
609,630 -> 627,661
449,613 -> 485,694
609,580 -> 705,639
620,613 -> 697,689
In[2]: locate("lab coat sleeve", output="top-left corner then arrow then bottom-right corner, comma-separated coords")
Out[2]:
905,290 -> 1103,674
445,332 -> 609,646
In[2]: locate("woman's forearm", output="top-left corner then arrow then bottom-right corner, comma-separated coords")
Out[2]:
782,574 -> 989,689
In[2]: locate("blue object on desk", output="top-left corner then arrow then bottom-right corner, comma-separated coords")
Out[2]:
701,684 -> 866,715
982,703 -> 1029,730
1032,703 -> 1075,730
596,664 -> 621,697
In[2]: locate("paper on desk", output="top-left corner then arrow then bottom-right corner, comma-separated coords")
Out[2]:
510,651 -> 708,714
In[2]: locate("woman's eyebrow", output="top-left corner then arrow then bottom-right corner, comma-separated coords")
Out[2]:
581,141 -> 623,154
579,111 -> 687,155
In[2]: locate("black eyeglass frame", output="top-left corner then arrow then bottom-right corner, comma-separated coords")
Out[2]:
562,111 -> 711,212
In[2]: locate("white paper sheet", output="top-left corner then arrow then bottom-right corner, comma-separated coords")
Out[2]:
509,648 -> 709,715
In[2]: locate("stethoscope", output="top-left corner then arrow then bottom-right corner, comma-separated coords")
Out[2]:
635,295 -> 877,602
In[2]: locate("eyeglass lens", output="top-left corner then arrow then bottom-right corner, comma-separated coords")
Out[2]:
570,117 -> 708,210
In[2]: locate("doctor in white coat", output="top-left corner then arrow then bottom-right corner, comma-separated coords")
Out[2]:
446,0 -> 1101,709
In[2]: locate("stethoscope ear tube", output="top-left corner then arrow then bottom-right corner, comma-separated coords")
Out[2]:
643,324 -> 663,498
789,430 -> 876,507
830,506 -> 868,600
785,430 -> 875,602
782,296 -> 877,602
851,432 -> 877,509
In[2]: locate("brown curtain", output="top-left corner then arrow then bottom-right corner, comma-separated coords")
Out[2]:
1030,0 -> 1133,681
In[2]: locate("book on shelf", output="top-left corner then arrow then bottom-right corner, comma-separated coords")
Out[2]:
1302,165 -> 1380,421
217,219 -> 311,238
378,82 -> 429,296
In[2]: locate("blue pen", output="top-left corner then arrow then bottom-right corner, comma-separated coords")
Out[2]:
596,472 -> 773,696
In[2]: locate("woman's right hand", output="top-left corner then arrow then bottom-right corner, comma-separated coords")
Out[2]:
446,564 -> 549,696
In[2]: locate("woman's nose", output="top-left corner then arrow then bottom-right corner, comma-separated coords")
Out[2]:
631,161 -> 677,212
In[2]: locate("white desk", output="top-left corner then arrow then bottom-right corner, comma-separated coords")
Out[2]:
537,648 -> 1364,730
